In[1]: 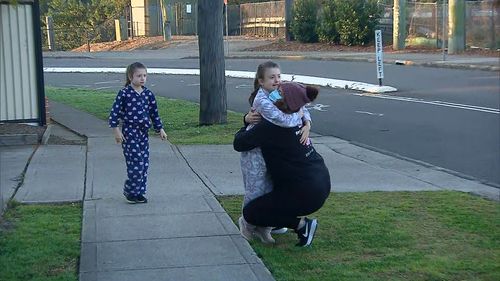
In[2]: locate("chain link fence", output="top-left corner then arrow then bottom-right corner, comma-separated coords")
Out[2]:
380,0 -> 499,49
40,18 -> 122,51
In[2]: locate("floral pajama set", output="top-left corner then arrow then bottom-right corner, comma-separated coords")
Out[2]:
109,85 -> 163,198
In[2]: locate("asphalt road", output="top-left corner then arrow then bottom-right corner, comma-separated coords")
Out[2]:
43,58 -> 500,187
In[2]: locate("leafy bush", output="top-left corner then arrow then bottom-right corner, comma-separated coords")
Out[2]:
290,0 -> 319,43
317,0 -> 381,46
316,1 -> 338,44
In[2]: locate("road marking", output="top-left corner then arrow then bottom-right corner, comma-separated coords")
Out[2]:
235,84 -> 253,89
353,93 -> 499,114
307,104 -> 330,112
62,84 -> 90,88
94,80 -> 120,85
355,111 -> 384,116
186,83 -> 200,86
43,67 -> 397,93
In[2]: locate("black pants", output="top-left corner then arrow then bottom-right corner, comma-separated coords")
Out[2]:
243,183 -> 330,230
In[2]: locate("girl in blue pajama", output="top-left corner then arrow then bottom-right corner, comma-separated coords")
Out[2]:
109,62 -> 168,204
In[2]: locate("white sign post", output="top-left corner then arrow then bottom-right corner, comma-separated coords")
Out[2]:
375,30 -> 384,86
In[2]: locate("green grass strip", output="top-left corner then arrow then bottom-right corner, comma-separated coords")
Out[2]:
0,203 -> 82,281
46,87 -> 244,145
219,191 -> 500,281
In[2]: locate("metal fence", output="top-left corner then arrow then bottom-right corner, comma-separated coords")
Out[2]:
380,0 -> 499,49
40,0 -> 499,50
240,1 -> 285,38
41,18 -> 118,51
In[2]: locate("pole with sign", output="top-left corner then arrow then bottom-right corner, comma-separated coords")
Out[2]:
375,30 -> 384,86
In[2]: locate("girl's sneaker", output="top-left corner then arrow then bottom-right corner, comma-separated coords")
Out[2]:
124,193 -> 147,204
271,227 -> 288,234
124,193 -> 138,204
254,227 -> 275,244
238,216 -> 256,241
136,194 -> 148,203
295,217 -> 318,247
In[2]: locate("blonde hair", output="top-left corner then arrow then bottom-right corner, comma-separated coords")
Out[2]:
248,61 -> 280,106
125,62 -> 147,87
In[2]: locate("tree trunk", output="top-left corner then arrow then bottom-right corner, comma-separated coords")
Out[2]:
285,0 -> 294,41
393,0 -> 406,50
448,0 -> 466,54
197,1 -> 227,125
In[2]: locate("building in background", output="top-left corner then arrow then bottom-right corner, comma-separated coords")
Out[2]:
130,0 -> 162,36
0,0 -> 46,126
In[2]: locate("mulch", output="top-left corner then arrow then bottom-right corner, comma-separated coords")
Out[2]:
245,40 -> 500,57
0,123 -> 46,141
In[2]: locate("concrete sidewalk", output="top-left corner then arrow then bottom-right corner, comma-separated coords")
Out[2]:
4,100 -> 498,280
50,101 -> 274,281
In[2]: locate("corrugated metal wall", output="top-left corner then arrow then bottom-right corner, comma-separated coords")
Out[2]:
0,2 -> 39,122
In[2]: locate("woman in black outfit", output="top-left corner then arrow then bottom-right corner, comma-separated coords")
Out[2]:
233,82 -> 331,247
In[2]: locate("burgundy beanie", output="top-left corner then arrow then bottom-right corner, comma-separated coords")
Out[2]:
280,82 -> 311,112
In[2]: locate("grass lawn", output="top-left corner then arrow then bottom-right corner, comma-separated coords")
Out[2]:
219,191 -> 500,281
43,86 -> 500,280
45,87 -> 244,145
0,202 -> 82,281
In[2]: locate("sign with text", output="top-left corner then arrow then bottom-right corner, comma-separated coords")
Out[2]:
375,30 -> 384,83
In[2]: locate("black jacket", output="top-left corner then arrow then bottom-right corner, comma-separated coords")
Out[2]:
234,119 -> 331,193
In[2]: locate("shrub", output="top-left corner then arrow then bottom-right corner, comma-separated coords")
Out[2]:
317,0 -> 381,46
290,0 -> 319,43
316,1 -> 338,43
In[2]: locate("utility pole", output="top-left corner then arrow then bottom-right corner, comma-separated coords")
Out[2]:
160,0 -> 172,41
448,0 -> 465,54
393,0 -> 406,50
197,0 -> 227,125
285,0 -> 294,41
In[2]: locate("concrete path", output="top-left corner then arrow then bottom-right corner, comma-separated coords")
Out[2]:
45,102 -> 274,280
0,145 -> 36,213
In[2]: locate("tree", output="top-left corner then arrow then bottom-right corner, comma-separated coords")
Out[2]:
197,1 -> 227,125
290,0 -> 319,43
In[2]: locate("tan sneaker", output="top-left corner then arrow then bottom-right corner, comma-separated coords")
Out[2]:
238,216 -> 256,241
254,226 -> 275,244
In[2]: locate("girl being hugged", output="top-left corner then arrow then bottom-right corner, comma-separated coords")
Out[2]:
238,61 -> 317,243
109,62 -> 167,204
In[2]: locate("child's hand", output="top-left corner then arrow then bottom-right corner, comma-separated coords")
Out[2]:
299,121 -> 311,145
113,127 -> 125,144
245,110 -> 262,124
159,128 -> 168,141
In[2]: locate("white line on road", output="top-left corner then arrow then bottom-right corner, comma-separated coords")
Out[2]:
94,86 -> 113,90
355,111 -> 384,116
235,84 -> 253,89
307,104 -> 330,112
353,93 -> 499,114
94,80 -> 120,85
43,67 -> 397,93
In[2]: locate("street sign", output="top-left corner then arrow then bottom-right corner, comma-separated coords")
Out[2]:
375,30 -> 384,86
